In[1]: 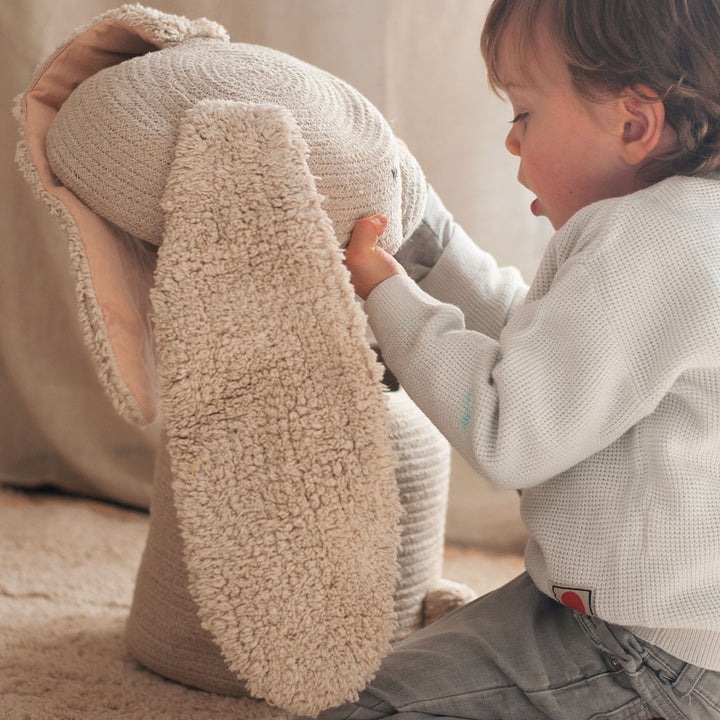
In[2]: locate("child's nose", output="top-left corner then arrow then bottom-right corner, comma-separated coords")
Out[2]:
505,125 -> 520,157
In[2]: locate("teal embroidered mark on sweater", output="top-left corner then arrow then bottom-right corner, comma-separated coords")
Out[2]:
461,389 -> 473,430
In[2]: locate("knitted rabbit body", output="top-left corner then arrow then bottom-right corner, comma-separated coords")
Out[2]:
15,5 -> 474,716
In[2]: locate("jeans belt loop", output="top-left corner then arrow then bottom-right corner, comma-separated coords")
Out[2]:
671,662 -> 705,698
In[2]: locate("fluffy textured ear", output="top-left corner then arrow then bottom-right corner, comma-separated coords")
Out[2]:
13,4 -> 230,427
150,99 -> 402,715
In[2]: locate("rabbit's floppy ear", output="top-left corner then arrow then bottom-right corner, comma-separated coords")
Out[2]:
147,98 -> 402,715
13,4 -> 229,426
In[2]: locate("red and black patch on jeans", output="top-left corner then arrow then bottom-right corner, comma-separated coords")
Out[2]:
552,585 -> 595,615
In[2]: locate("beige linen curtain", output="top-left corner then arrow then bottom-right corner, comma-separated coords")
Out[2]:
0,0 -> 549,536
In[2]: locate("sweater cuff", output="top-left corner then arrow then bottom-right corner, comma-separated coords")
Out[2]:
364,274 -> 436,352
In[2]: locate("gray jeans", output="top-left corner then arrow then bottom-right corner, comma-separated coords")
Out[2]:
320,573 -> 720,720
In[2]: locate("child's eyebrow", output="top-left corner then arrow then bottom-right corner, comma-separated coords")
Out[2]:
498,81 -> 528,98
502,80 -> 529,91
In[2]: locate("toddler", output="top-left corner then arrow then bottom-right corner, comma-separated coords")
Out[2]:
331,1 -> 720,718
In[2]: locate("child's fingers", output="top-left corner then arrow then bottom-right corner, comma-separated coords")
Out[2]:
344,215 -> 404,300
348,215 -> 388,252
345,215 -> 388,271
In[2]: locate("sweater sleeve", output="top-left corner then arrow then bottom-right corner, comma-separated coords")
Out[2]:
364,256 -> 651,490
395,187 -> 528,341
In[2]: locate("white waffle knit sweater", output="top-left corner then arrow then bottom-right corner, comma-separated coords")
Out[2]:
366,175 -> 720,671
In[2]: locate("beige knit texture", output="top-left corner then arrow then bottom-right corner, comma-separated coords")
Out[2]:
387,389 -> 451,639
149,99 -> 403,715
126,388 -> 455,706
126,437 -> 249,698
46,30 -> 425,254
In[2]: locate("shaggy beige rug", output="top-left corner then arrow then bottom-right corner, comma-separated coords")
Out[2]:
0,485 -> 523,719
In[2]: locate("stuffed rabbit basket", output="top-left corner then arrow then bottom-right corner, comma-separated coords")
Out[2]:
14,4 -> 474,715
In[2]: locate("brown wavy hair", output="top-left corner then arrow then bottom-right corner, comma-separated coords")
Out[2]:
481,0 -> 720,184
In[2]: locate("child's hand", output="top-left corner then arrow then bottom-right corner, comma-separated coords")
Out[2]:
345,215 -> 407,300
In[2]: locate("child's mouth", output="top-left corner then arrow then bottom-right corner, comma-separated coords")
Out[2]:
530,198 -> 540,216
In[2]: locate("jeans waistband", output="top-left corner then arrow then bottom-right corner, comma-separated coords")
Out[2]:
575,612 -> 711,688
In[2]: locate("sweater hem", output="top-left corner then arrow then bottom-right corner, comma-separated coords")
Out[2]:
628,624 -> 720,672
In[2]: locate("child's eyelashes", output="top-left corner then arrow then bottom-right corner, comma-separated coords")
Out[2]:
510,112 -> 529,124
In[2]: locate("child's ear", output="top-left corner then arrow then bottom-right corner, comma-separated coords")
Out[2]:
619,85 -> 668,166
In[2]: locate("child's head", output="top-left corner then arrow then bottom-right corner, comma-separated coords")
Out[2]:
481,0 -> 720,228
